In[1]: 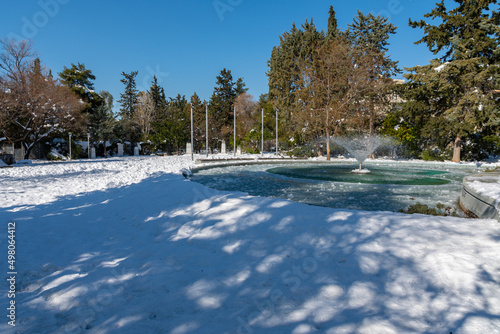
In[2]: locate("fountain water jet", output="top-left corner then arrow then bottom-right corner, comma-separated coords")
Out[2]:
332,135 -> 395,173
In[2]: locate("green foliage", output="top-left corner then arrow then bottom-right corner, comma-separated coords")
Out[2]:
290,143 -> 318,158
347,10 -> 400,76
326,5 -> 339,40
421,150 -> 446,162
151,93 -> 190,154
208,69 -> 245,146
380,112 -> 415,144
118,71 -> 139,120
267,19 -> 324,140
404,0 -> 500,161
484,166 -> 500,173
58,63 -> 103,114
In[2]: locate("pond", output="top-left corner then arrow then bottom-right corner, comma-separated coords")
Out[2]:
189,161 -> 479,214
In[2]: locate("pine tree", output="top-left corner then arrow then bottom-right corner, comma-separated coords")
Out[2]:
169,94 -> 190,153
209,68 -> 238,146
118,71 -> 139,120
347,10 -> 401,136
267,19 -> 324,142
408,0 -> 500,161
235,77 -> 248,96
117,71 -> 140,143
326,5 -> 339,40
89,91 -> 116,158
59,63 -> 103,114
190,93 -> 206,152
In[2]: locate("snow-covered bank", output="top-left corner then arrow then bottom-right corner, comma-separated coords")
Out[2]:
1,156 -> 500,334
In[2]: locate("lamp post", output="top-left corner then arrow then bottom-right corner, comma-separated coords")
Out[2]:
206,104 -> 209,157
68,132 -> 72,160
261,108 -> 264,156
233,105 -> 236,157
190,104 -> 194,161
276,109 -> 278,155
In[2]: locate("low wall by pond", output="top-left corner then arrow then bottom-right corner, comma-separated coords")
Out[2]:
460,173 -> 500,221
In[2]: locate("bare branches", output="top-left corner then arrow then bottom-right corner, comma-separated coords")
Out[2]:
0,39 -> 84,158
0,38 -> 37,83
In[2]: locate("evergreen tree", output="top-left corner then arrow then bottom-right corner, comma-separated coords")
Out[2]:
89,91 -> 116,158
267,19 -> 324,142
149,75 -> 164,111
257,94 -> 279,152
235,77 -> 248,96
150,78 -> 169,152
326,5 -> 339,40
347,10 -> 401,136
117,71 -> 140,143
190,93 -> 206,152
169,94 -> 190,153
118,71 -> 139,120
59,63 -> 103,114
209,68 -> 238,146
407,0 -> 500,161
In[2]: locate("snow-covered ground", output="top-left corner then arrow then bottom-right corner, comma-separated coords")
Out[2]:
1,155 -> 500,334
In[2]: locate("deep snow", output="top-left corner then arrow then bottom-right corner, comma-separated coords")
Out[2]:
1,155 -> 500,334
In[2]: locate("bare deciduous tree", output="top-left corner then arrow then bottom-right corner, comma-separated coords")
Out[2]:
234,92 -> 258,139
134,91 -> 156,142
0,39 -> 84,158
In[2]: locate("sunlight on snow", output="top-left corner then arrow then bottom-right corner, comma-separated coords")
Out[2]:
41,273 -> 88,293
100,257 -> 128,268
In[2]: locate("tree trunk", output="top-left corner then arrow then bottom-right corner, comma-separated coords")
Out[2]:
104,140 -> 107,158
326,138 -> 331,160
452,136 -> 462,162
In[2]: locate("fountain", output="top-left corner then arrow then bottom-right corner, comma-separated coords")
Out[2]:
331,135 -> 395,173
189,162 -> 475,213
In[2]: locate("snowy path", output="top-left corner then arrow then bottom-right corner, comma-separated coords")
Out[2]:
1,156 -> 500,334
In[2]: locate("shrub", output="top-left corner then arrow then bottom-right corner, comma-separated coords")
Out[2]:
399,202 -> 458,217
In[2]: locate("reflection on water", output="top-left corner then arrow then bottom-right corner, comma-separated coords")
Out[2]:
190,162 -> 478,213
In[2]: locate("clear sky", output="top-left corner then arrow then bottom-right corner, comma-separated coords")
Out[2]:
1,0 -> 444,112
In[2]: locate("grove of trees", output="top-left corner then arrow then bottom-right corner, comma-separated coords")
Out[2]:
0,0 -> 498,162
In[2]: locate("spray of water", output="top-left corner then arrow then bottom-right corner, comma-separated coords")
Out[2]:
332,135 -> 395,173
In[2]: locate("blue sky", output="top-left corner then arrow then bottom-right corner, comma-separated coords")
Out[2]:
1,0 -> 443,112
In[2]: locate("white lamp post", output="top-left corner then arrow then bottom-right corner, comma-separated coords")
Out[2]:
233,105 -> 236,157
261,108 -> 264,156
68,132 -> 72,160
190,104 -> 194,161
206,104 -> 209,157
276,109 -> 279,155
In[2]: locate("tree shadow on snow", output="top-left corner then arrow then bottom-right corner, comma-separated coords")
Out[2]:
1,172 -> 500,334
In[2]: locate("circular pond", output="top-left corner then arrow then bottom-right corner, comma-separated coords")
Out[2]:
267,164 -> 450,186
189,162 -> 478,213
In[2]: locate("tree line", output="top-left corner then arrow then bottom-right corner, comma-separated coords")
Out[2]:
0,0 -> 498,161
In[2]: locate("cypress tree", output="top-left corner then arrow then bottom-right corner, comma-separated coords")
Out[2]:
326,5 -> 339,40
